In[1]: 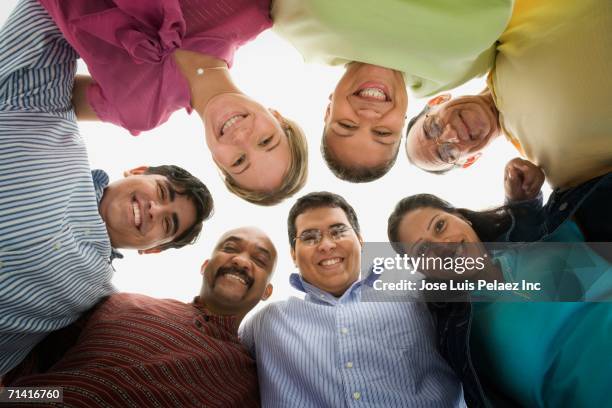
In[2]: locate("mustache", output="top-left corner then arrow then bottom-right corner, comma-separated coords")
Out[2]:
216,265 -> 253,288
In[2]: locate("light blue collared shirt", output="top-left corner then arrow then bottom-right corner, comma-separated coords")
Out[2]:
0,0 -> 116,375
240,272 -> 466,407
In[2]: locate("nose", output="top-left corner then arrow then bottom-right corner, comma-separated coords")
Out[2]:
317,234 -> 337,252
229,120 -> 252,145
231,254 -> 252,272
442,233 -> 462,243
439,124 -> 459,144
148,200 -> 171,221
357,108 -> 382,120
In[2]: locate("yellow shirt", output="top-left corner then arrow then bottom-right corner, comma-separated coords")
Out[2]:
489,0 -> 612,188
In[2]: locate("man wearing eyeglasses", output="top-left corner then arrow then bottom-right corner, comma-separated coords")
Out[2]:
239,192 -> 481,407
405,0 -> 611,186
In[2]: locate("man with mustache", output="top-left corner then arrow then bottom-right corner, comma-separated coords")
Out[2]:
3,227 -> 276,407
0,0 -> 213,378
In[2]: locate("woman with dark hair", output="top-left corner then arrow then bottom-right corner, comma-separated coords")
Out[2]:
387,158 -> 612,407
36,0 -> 308,205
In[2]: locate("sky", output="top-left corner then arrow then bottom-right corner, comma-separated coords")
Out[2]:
1,1 -> 551,317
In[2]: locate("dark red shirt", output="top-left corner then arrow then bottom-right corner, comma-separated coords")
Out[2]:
8,293 -> 260,407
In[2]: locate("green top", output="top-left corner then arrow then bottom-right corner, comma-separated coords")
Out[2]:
272,0 -> 514,97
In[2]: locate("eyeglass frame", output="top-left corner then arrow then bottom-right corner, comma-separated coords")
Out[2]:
423,112 -> 465,167
292,224 -> 354,246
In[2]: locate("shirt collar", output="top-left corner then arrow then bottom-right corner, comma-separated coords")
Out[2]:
191,297 -> 240,334
92,169 -> 123,261
289,268 -> 379,305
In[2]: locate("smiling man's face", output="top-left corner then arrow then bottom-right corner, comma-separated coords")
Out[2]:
406,93 -> 500,171
291,207 -> 362,297
200,227 -> 276,315
98,167 -> 197,252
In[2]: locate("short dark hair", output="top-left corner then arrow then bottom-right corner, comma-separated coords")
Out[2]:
387,193 -> 512,254
404,105 -> 454,175
321,130 -> 399,183
287,191 -> 361,249
145,165 -> 214,250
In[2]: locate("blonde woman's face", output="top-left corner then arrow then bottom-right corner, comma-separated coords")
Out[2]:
204,94 -> 290,192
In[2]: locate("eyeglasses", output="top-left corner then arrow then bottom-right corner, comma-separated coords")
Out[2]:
293,225 -> 353,246
424,114 -> 462,165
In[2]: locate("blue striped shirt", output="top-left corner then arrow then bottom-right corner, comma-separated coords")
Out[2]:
240,273 -> 466,407
0,0 -> 115,376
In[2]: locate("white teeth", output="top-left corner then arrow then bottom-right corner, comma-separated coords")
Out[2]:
221,115 -> 246,134
320,257 -> 342,266
225,273 -> 247,285
132,201 -> 141,227
358,88 -> 386,100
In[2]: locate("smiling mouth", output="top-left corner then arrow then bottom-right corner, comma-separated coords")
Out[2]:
354,87 -> 391,102
220,114 -> 248,136
319,257 -> 343,267
217,266 -> 253,288
131,197 -> 142,229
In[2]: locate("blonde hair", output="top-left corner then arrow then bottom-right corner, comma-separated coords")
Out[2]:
222,116 -> 308,206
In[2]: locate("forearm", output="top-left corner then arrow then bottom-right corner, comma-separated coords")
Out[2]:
72,75 -> 100,121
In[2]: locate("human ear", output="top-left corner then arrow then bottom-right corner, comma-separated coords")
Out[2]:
138,246 -> 163,255
261,283 -> 273,301
268,108 -> 286,126
324,102 -> 331,122
124,165 -> 149,178
290,248 -> 297,267
200,259 -> 209,275
427,93 -> 451,107
460,153 -> 482,169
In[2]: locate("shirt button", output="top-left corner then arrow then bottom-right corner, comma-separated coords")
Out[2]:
353,392 -> 361,400
53,243 -> 61,250
340,327 -> 349,335
194,319 -> 202,328
345,361 -> 353,368
559,202 -> 568,211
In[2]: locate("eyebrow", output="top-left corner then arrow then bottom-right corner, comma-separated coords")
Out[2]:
427,214 -> 439,231
266,137 -> 281,152
374,138 -> 397,146
330,223 -> 347,229
171,213 -> 179,237
219,236 -> 243,248
161,181 -> 180,236
255,246 -> 273,262
165,181 -> 176,202
329,128 -> 354,138
233,136 -> 282,175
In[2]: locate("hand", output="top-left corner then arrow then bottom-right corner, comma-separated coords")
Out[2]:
504,158 -> 545,201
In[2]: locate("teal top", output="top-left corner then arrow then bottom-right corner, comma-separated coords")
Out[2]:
472,221 -> 612,407
272,0 -> 514,97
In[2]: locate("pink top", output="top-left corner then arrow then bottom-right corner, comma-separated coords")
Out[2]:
39,0 -> 272,135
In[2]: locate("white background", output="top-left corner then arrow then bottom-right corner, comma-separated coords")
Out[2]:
1,1 -> 550,316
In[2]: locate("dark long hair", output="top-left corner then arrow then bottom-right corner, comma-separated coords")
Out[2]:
387,193 -> 513,246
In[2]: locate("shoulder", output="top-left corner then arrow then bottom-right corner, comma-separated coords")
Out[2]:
242,298 -> 303,331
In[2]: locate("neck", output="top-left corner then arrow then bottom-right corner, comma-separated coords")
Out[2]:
195,296 -> 247,325
173,49 -> 243,118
